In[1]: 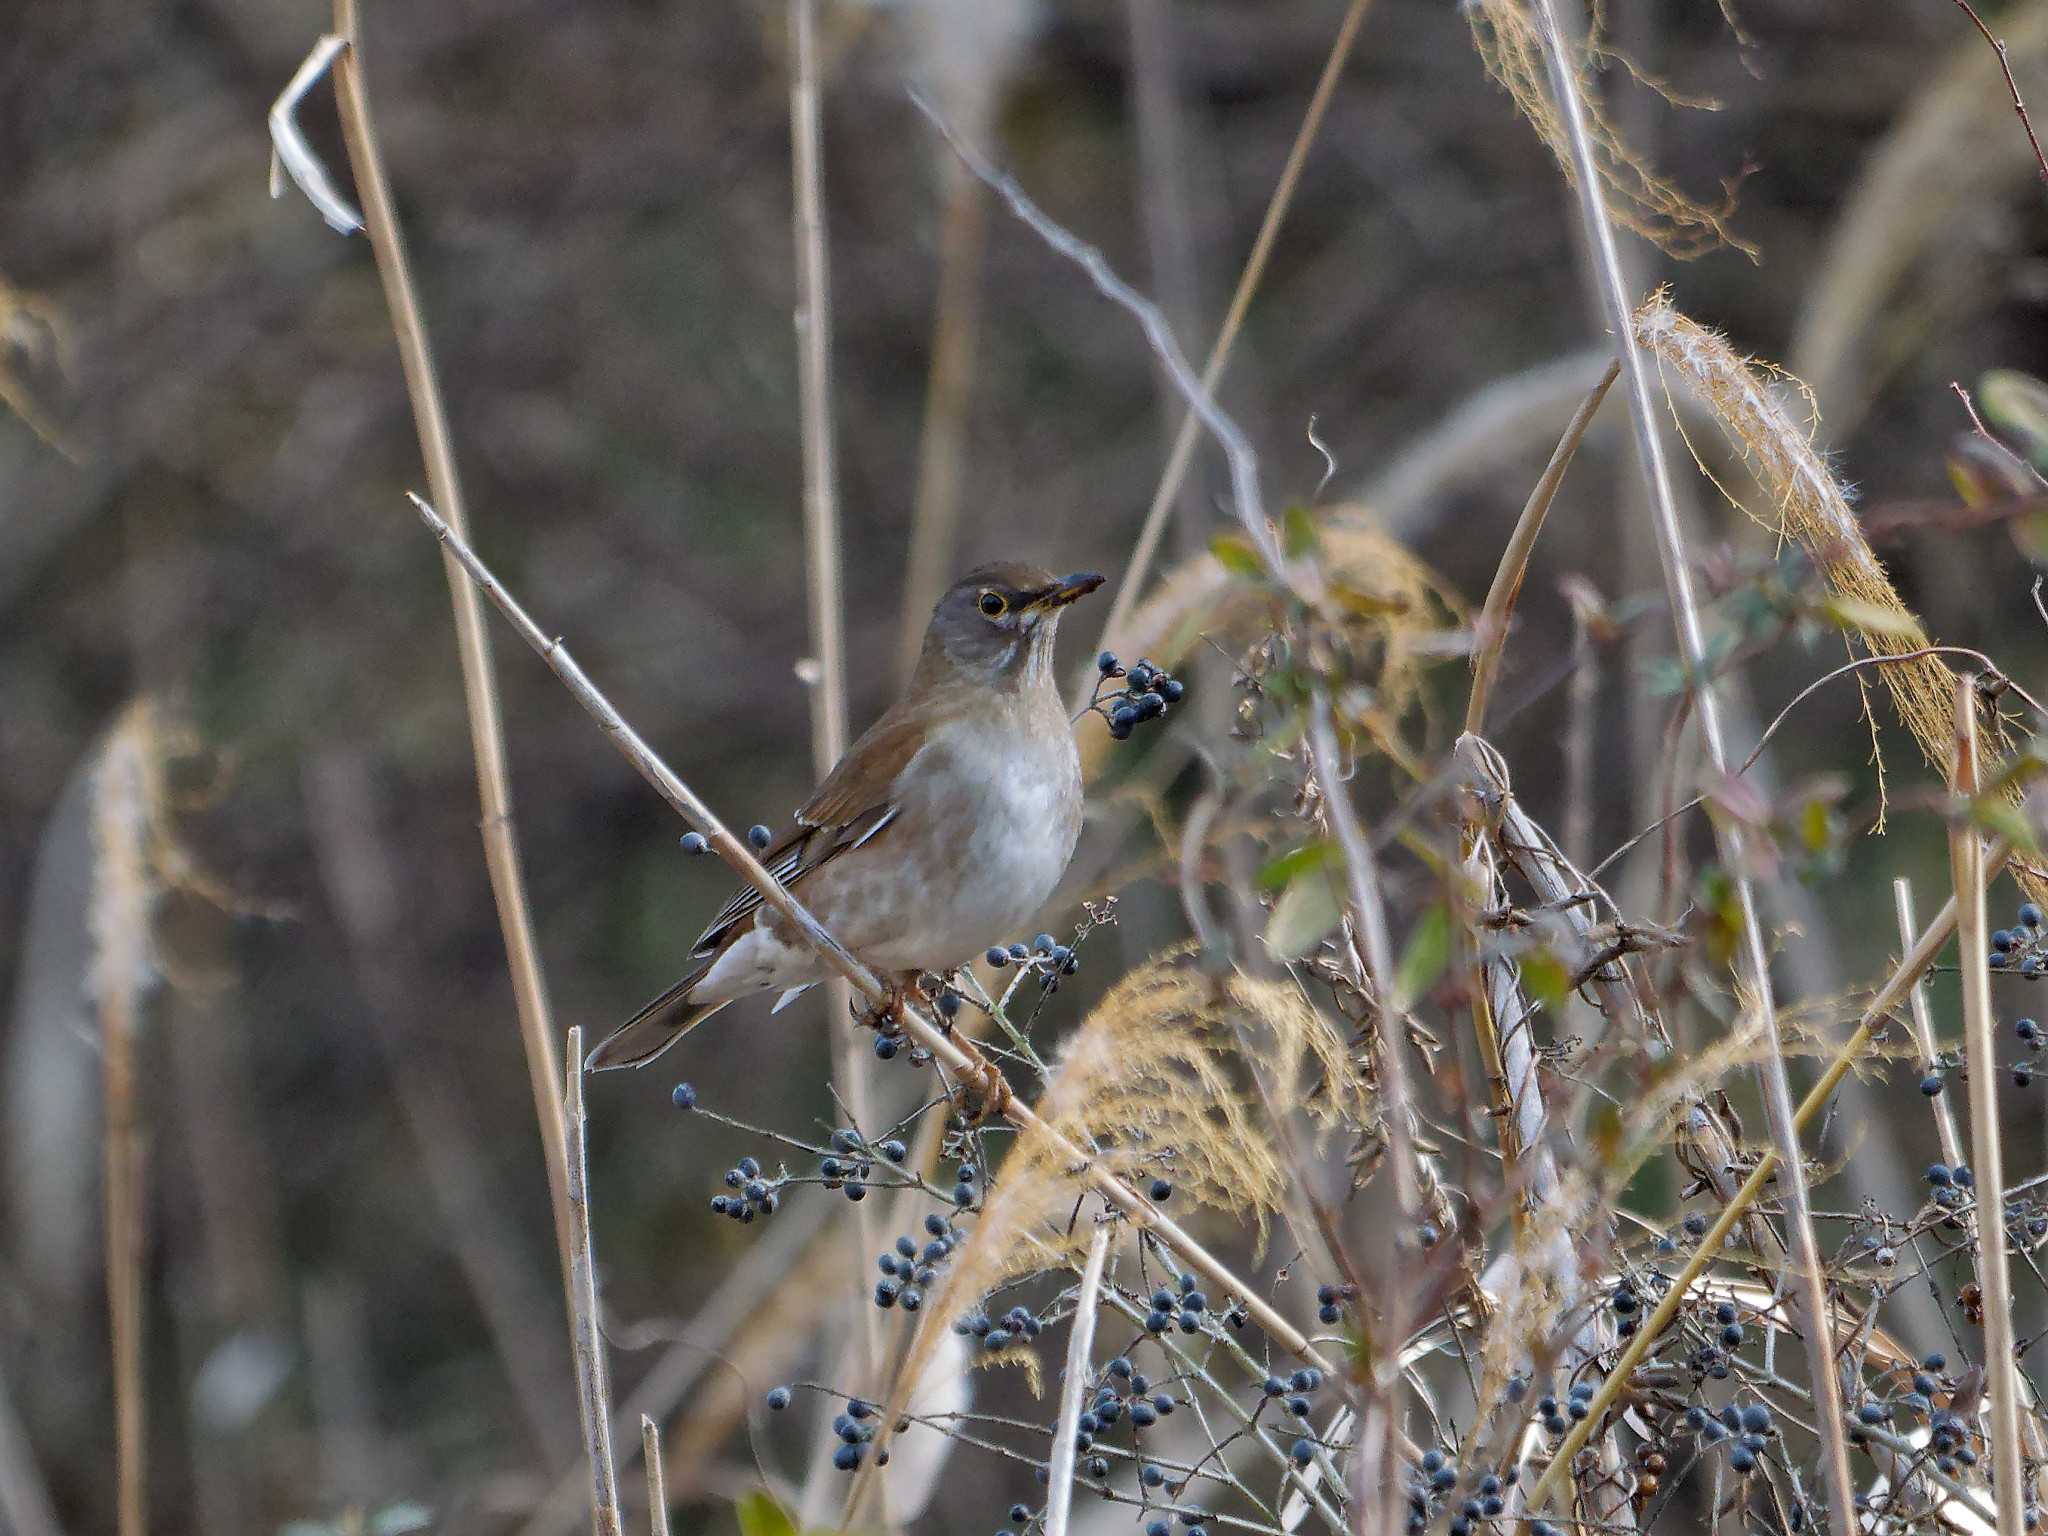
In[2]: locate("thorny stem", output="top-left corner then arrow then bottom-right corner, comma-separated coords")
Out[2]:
1948,680 -> 2026,1536
1527,1 -> 1856,1521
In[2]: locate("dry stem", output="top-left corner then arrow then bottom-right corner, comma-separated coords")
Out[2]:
1464,357 -> 1618,735
325,0 -> 578,1309
1527,0 -> 1854,1519
1044,1223 -> 1112,1536
640,1416 -> 670,1536
563,1029 -> 623,1536
1949,680 -> 2025,1536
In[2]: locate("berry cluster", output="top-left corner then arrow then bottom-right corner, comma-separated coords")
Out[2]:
1990,900 -> 2047,974
828,1397 -> 888,1472
1085,652 -> 1186,742
1402,1448 -> 1513,1535
1680,1399 -> 1777,1475
1144,1272 -> 1218,1335
953,1300 -> 1043,1355
874,1213 -> 959,1313
709,1154 -> 778,1221
819,1125 -> 905,1203
985,932 -> 1082,991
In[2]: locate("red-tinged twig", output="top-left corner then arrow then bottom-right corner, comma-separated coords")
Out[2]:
1950,0 -> 2048,187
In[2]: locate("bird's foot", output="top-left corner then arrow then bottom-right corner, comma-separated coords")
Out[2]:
953,1039 -> 1012,1124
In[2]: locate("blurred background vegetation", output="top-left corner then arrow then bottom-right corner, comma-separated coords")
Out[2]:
3,0 -> 2046,1531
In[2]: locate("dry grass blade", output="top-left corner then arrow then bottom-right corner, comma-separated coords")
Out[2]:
1948,681 -> 2025,1536
93,703 -> 159,1536
1464,357 -> 1618,735
564,1029 -> 623,1536
324,0 -> 580,1305
1895,878 -> 1965,1170
268,34 -> 362,233
1094,0 -> 1374,677
407,495 -> 1333,1376
1525,2 -> 1855,1521
1044,1224 -> 1112,1536
1525,837 -> 2014,1513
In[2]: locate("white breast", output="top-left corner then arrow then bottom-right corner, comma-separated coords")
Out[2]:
863,716 -> 1082,972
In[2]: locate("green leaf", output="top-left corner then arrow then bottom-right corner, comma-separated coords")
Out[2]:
1209,533 -> 1266,580
737,1490 -> 799,1536
1282,503 -> 1321,559
1971,798 -> 2042,857
1981,369 -> 2048,470
1391,904 -> 1451,1012
1948,434 -> 2037,508
1258,841 -> 1338,891
1520,949 -> 1570,1011
1264,871 -> 1342,961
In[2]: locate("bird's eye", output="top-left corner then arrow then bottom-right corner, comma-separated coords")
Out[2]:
978,591 -> 1007,618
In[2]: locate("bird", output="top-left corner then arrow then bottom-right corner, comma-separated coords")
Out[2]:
587,561 -> 1105,1071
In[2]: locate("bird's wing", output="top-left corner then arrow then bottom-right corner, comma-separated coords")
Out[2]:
686,710 -> 928,958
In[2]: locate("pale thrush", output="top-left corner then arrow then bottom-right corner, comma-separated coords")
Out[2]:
588,562 -> 1104,1071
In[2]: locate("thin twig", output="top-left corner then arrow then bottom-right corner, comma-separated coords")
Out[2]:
1045,1223 -> 1114,1536
1531,6 -> 1857,1513
1953,378 -> 2048,492
1948,679 -> 2025,1536
1464,358 -> 1619,735
1895,879 -> 1966,1172
94,708 -> 155,1536
640,1416 -> 671,1536
909,92 -> 1300,598
1949,0 -> 2048,187
408,494 -> 1334,1374
323,0 -> 580,1312
1525,837 -> 2014,1513
564,1028 -> 623,1536
1093,0 -> 1373,678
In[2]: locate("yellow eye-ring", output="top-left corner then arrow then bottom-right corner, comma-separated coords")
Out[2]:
978,590 -> 1007,618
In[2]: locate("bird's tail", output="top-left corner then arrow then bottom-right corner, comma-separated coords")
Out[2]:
586,964 -> 733,1072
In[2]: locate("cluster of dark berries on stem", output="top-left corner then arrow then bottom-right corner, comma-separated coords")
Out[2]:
1084,653 -> 1185,741
875,1214 -> 959,1313
1990,900 -> 2047,974
710,1154 -> 778,1221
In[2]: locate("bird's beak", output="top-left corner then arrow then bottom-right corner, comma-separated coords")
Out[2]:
1035,571 -> 1106,610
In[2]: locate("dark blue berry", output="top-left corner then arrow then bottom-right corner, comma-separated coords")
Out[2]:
680,831 -> 709,855
748,824 -> 772,850
2023,903 -> 2043,928
1098,651 -> 1120,674
986,946 -> 1009,968
671,1082 -> 698,1109
1149,1178 -> 1172,1201
767,1386 -> 791,1410
833,1443 -> 861,1471
1291,1438 -> 1313,1465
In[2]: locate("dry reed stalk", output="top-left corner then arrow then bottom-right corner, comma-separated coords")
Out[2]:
325,0 -> 578,1302
1464,357 -> 1618,735
1632,294 -> 1972,798
409,496 -> 1334,1378
563,1029 -> 623,1536
640,1416 -> 670,1536
786,0 -> 887,1476
1043,1224 -> 1112,1536
1091,0 -> 1372,683
1526,1 -> 1855,1520
1895,879 -> 1966,1171
93,703 -> 158,1536
1525,836 -> 2014,1514
1305,692 -> 1416,1536
1948,682 -> 2026,1536
895,157 -> 987,687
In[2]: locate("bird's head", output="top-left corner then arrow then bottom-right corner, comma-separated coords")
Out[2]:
918,562 -> 1105,691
